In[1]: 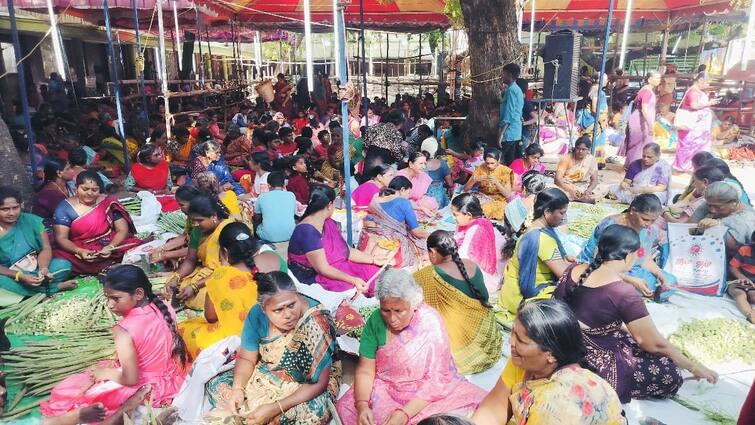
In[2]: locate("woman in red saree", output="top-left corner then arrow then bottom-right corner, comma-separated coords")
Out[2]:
53,171 -> 143,275
125,145 -> 172,194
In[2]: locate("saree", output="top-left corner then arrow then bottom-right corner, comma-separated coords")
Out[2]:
189,158 -> 245,195
508,364 -> 625,425
289,219 -> 380,295
472,165 -> 516,220
34,187 -> 69,229
0,213 -> 71,303
52,197 -> 142,275
359,198 -> 428,269
413,266 -> 502,374
673,88 -> 713,173
178,266 -> 258,359
178,219 -> 233,310
610,159 -> 671,205
455,218 -> 502,292
621,88 -> 656,166
509,159 -> 545,188
654,115 -> 678,151
205,306 -> 341,425
556,154 -> 598,200
102,136 -> 138,166
129,161 -> 170,191
396,169 -> 440,217
336,305 -> 487,424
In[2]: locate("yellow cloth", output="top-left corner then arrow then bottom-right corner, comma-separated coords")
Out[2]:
219,191 -> 254,233
496,230 -> 562,322
413,266 -> 502,374
472,164 -> 515,220
179,218 -> 234,310
179,266 -> 258,359
501,357 -> 526,389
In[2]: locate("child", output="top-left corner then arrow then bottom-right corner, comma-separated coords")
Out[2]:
728,230 -> 755,323
255,172 -> 297,243
461,142 -> 486,177
40,265 -> 187,424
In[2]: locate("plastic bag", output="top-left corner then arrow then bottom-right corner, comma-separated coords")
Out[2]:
664,223 -> 728,296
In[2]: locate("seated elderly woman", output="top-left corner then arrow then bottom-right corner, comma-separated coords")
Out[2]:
204,271 -> 341,424
414,230 -> 502,375
691,181 -> 755,253
661,165 -> 725,225
610,143 -> 671,205
288,186 -> 386,295
580,194 -> 675,297
188,141 -> 244,195
53,171 -> 142,275
554,136 -> 606,203
336,269 -> 487,424
473,299 -> 624,425
0,187 -> 76,306
125,144 -> 173,194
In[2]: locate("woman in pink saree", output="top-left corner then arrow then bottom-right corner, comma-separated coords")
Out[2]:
337,269 -> 486,425
288,186 -> 386,295
53,172 -> 142,275
673,72 -> 718,173
396,152 -> 440,219
620,71 -> 661,168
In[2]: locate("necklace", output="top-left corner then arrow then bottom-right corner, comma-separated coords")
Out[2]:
51,180 -> 67,195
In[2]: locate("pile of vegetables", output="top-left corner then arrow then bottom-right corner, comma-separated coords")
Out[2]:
346,305 -> 379,339
120,197 -> 142,215
4,294 -> 116,336
157,211 -> 188,235
567,202 -> 624,239
669,318 -> 755,365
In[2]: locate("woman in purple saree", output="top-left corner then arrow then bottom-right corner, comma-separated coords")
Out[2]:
287,186 -> 385,295
620,71 -> 660,168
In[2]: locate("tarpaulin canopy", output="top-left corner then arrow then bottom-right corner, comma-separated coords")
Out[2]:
195,0 -> 449,32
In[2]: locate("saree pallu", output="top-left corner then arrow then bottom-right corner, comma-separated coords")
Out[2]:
290,219 -> 380,295
102,136 -> 138,166
336,305 -> 487,425
655,116 -> 678,151
205,306 -> 341,425
413,266 -> 502,374
472,165 -> 515,220
426,181 -> 450,210
178,219 -> 233,310
52,198 -> 142,275
359,199 -> 428,269
581,321 -> 682,403
130,161 -> 170,191
610,160 -> 671,205
178,266 -> 258,359
396,169 -> 440,218
455,218 -> 499,291
673,89 -> 713,173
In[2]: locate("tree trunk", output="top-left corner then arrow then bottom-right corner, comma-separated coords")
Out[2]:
0,119 -> 35,209
460,0 -> 520,145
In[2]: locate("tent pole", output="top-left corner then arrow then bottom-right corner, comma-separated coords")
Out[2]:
8,0 -> 38,183
527,0 -> 536,69
660,18 -> 670,65
336,0 -> 354,246
698,20 -> 709,66
44,0 -> 66,78
683,22 -> 691,64
103,0 -> 130,172
360,0 -> 368,128
131,0 -> 149,121
419,33 -> 423,95
196,6 -> 206,108
642,28 -> 649,75
592,0 -> 615,151
385,33 -> 389,100
172,0 -> 181,72
618,0 -> 633,70
743,0 -> 755,71
332,0 -> 341,78
304,0 -> 315,92
157,0 -> 171,139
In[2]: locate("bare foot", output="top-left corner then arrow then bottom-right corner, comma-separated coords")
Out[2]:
156,406 -> 178,425
57,280 -> 78,291
79,403 -> 107,423
101,384 -> 152,425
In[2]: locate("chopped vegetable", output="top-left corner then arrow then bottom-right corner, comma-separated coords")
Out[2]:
567,202 -> 624,239
157,211 -> 188,235
119,197 -> 142,215
5,294 -> 116,335
669,318 -> 755,365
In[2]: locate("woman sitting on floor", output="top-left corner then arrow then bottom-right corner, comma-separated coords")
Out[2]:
705,158 -> 752,207
286,155 -> 311,205
351,164 -> 395,209
691,182 -> 755,253
463,149 -> 515,221
178,222 -> 286,359
40,265 -> 186,425
150,186 -> 200,266
451,193 -> 527,293
414,230 -> 502,375
360,176 -> 430,269
0,187 -> 76,306
473,299 -> 624,425
396,152 -> 440,219
610,143 -> 671,205
255,172 -> 296,243
53,172 -> 142,275
497,188 -> 572,322
661,165 -> 725,225
33,157 -> 73,230
580,194 -> 675,297
336,269 -> 487,424
204,271 -> 341,425
163,194 -> 234,310
556,224 -> 717,402
194,172 -> 254,232
288,186 -> 385,295
125,144 -> 173,194
188,141 -> 244,195
509,143 -> 545,190
554,136 -> 606,203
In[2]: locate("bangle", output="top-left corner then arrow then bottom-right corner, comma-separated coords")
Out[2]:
395,408 -> 410,423
275,400 -> 284,415
14,271 -> 22,282
191,283 -> 200,293
355,399 -> 371,409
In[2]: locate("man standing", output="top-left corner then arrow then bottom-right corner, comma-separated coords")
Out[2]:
498,63 -> 523,165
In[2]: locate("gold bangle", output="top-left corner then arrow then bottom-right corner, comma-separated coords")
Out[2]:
14,271 -> 22,282
275,400 -> 284,415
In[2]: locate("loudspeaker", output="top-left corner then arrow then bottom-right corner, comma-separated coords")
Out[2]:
543,30 -> 582,100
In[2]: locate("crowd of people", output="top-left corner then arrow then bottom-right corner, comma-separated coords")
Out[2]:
1,63 -> 753,424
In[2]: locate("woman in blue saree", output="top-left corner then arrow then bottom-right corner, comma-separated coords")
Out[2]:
188,141 -> 244,195
0,187 -> 76,306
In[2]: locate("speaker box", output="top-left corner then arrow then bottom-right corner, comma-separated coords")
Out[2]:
542,30 -> 582,100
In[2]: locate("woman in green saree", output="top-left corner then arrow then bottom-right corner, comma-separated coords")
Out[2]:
0,186 -> 76,306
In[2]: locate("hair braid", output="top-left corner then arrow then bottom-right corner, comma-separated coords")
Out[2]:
570,257 -> 603,300
449,248 -> 490,308
150,296 -> 188,366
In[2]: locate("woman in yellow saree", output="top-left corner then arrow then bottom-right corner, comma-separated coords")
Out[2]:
179,222 -> 287,359
164,194 -> 234,310
463,149 -> 515,220
414,230 -> 502,374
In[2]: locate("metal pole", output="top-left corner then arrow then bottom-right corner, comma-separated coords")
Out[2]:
592,0 -> 615,151
172,0 -> 181,72
332,0 -> 341,78
660,22 -> 670,65
683,22 -> 691,64
103,0 -> 130,172
304,0 -> 315,92
157,0 -> 171,139
527,0 -> 536,69
196,6 -> 206,107
385,33 -> 389,100
132,0 -> 149,118
336,1 -> 354,246
618,0 -> 633,70
360,0 -> 368,129
642,28 -> 649,75
8,0 -> 37,182
44,0 -> 66,78
418,33 -> 423,95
